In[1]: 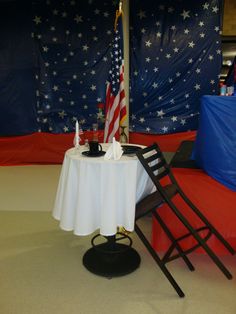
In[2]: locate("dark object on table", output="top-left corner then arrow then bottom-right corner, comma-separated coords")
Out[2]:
121,145 -> 142,155
120,126 -> 128,143
88,140 -> 103,154
170,141 -> 199,169
135,143 -> 235,298
82,151 -> 106,157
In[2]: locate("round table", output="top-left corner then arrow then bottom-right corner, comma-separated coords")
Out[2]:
53,144 -> 155,277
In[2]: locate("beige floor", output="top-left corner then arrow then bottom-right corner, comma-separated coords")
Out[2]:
0,165 -> 236,314
0,165 -> 61,212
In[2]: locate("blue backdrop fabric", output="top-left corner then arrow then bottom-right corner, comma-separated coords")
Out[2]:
0,0 -> 116,136
0,0 -> 223,136
33,0 -> 115,134
129,0 -> 223,134
0,1 -> 38,136
192,95 -> 236,191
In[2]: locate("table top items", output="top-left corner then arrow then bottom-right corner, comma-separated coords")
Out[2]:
81,150 -> 106,157
120,126 -> 128,144
73,120 -> 80,149
121,145 -> 142,155
73,120 -> 85,149
82,140 -> 105,157
104,137 -> 124,160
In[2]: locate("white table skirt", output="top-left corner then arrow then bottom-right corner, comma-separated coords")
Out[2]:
53,144 -> 155,236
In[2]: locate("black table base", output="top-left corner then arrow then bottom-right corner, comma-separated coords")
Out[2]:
83,233 -> 141,278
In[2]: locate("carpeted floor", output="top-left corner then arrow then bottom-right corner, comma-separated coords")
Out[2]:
0,165 -> 236,314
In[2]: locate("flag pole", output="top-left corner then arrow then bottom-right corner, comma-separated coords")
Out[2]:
121,0 -> 129,142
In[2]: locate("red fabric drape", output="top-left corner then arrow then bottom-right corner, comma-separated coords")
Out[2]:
0,131 -> 196,165
129,131 -> 196,152
0,131 -> 104,165
0,133 -> 72,165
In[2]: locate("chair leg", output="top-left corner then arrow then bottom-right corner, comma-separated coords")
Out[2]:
210,227 -> 235,255
152,210 -> 195,271
135,223 -> 185,298
167,200 -> 233,280
179,192 -> 235,256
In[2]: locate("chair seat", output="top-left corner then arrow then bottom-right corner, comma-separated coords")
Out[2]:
136,184 -> 177,219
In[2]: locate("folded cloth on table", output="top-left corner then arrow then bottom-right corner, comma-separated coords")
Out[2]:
104,137 -> 124,160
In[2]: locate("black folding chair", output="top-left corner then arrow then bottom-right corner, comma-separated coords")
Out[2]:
135,143 -> 235,297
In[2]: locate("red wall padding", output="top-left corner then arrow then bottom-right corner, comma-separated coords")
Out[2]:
152,168 -> 236,255
0,131 -> 196,165
129,131 -> 196,152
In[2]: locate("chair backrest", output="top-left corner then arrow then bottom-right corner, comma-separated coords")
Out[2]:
136,143 -> 178,200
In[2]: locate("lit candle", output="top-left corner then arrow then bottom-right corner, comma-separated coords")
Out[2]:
75,120 -> 79,147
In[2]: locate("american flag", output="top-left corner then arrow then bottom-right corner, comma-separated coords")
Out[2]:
103,11 -> 127,143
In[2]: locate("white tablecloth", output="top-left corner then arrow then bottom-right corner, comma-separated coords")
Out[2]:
53,144 -> 155,236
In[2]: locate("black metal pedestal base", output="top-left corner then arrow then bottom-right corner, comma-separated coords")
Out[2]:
83,234 -> 141,278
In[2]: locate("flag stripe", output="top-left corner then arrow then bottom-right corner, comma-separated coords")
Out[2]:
104,68 -> 126,142
104,89 -> 121,142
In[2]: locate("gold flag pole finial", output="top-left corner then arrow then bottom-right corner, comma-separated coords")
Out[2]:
119,1 -> 122,13
114,1 -> 123,31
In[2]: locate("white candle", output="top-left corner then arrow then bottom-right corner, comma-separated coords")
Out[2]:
75,120 -> 79,147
